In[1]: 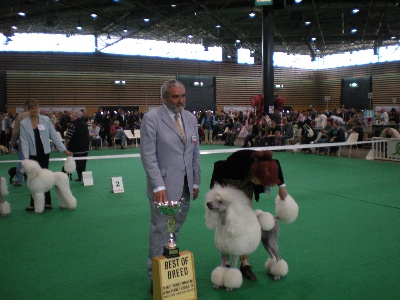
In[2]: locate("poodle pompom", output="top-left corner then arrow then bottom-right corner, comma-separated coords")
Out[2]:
257,211 -> 275,231
1,177 -> 9,196
270,259 -> 289,277
211,266 -> 226,288
223,268 -> 243,290
275,194 -> 298,224
265,257 -> 277,272
0,201 -> 11,217
63,156 -> 76,174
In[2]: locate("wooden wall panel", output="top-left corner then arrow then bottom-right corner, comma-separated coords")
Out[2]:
1,52 -> 399,114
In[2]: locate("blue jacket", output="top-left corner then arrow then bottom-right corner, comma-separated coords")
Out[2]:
20,114 -> 66,158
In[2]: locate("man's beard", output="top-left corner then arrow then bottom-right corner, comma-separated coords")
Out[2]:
166,103 -> 185,114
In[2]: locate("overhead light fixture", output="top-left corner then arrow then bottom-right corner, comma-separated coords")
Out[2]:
304,21 -> 311,26
216,24 -> 221,29
390,36 -> 396,40
236,39 -> 241,44
91,13 -> 97,19
144,17 -> 150,22
123,26 -> 128,33
76,25 -> 82,30
350,82 -> 358,88
249,10 -> 256,18
18,12 -> 26,17
193,81 -> 204,87
171,4 -> 176,8
351,28 -> 357,33
11,25 -> 18,30
311,37 -> 316,42
352,7 -> 360,14
188,33 -> 193,39
295,0 -> 303,3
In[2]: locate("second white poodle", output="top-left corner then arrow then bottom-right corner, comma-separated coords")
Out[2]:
21,159 -> 77,214
205,184 -> 298,290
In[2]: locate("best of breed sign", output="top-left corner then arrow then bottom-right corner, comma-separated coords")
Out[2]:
152,251 -> 197,300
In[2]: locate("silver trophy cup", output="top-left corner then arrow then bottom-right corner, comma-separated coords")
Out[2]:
156,198 -> 184,258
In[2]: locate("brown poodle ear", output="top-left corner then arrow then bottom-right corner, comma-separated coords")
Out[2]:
251,154 -> 280,187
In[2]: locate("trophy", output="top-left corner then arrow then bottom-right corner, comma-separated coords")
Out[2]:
156,198 -> 185,258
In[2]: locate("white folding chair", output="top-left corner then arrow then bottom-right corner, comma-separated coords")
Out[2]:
133,129 -> 141,147
345,132 -> 359,157
124,130 -> 135,146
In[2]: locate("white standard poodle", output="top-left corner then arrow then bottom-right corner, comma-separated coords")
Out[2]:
21,157 -> 77,214
0,176 -> 11,217
205,184 -> 298,290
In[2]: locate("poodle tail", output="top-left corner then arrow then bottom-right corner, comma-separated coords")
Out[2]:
63,156 -> 76,174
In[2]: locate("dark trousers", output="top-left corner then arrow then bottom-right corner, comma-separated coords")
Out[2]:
74,152 -> 88,180
29,153 -> 51,207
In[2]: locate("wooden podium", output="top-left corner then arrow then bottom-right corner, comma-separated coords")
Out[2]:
152,251 -> 197,300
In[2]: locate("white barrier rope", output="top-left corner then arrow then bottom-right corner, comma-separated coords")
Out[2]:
0,140 -> 376,164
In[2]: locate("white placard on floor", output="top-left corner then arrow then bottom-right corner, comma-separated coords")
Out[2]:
82,171 -> 94,186
111,176 -> 124,193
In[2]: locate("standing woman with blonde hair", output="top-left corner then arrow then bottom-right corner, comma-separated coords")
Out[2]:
20,100 -> 71,211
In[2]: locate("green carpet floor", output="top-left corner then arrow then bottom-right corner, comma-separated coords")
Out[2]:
1,145 -> 399,300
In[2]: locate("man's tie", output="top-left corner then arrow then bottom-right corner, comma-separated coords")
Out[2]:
175,113 -> 185,141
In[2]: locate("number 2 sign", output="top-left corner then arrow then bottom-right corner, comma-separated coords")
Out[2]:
111,177 -> 124,193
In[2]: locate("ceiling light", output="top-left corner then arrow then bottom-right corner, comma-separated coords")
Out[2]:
216,24 -> 221,29
144,17 -> 150,22
350,82 -> 358,88
311,37 -> 316,42
188,33 -> 193,39
76,25 -> 82,30
236,39 -> 241,44
295,0 -> 303,3
304,21 -> 311,26
351,28 -> 357,33
18,12 -> 26,17
352,7 -> 360,14
11,25 -> 18,30
123,26 -> 128,33
390,36 -> 396,40
171,4 -> 176,8
249,10 -> 256,18
91,13 -> 97,19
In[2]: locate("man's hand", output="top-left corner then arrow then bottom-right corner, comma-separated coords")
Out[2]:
192,188 -> 199,200
154,190 -> 167,204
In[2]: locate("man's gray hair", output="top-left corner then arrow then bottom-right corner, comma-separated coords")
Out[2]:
160,79 -> 185,99
73,110 -> 83,118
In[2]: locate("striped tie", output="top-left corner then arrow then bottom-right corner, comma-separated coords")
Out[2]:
175,113 -> 185,141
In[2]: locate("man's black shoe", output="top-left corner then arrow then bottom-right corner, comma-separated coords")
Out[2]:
240,264 -> 257,281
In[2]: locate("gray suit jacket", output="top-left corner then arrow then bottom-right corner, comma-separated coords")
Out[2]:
140,105 -> 200,201
20,114 -> 66,158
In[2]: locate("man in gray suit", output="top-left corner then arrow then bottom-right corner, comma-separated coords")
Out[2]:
140,79 -> 201,293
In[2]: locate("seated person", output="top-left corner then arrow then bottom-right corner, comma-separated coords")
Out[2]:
110,120 -> 127,149
273,130 -> 282,146
380,127 -> 400,138
89,122 -> 101,149
225,117 -> 242,146
243,118 -> 259,148
349,121 -> 364,141
254,118 -> 270,146
266,121 -> 279,146
318,120 -> 346,154
280,117 -> 294,145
